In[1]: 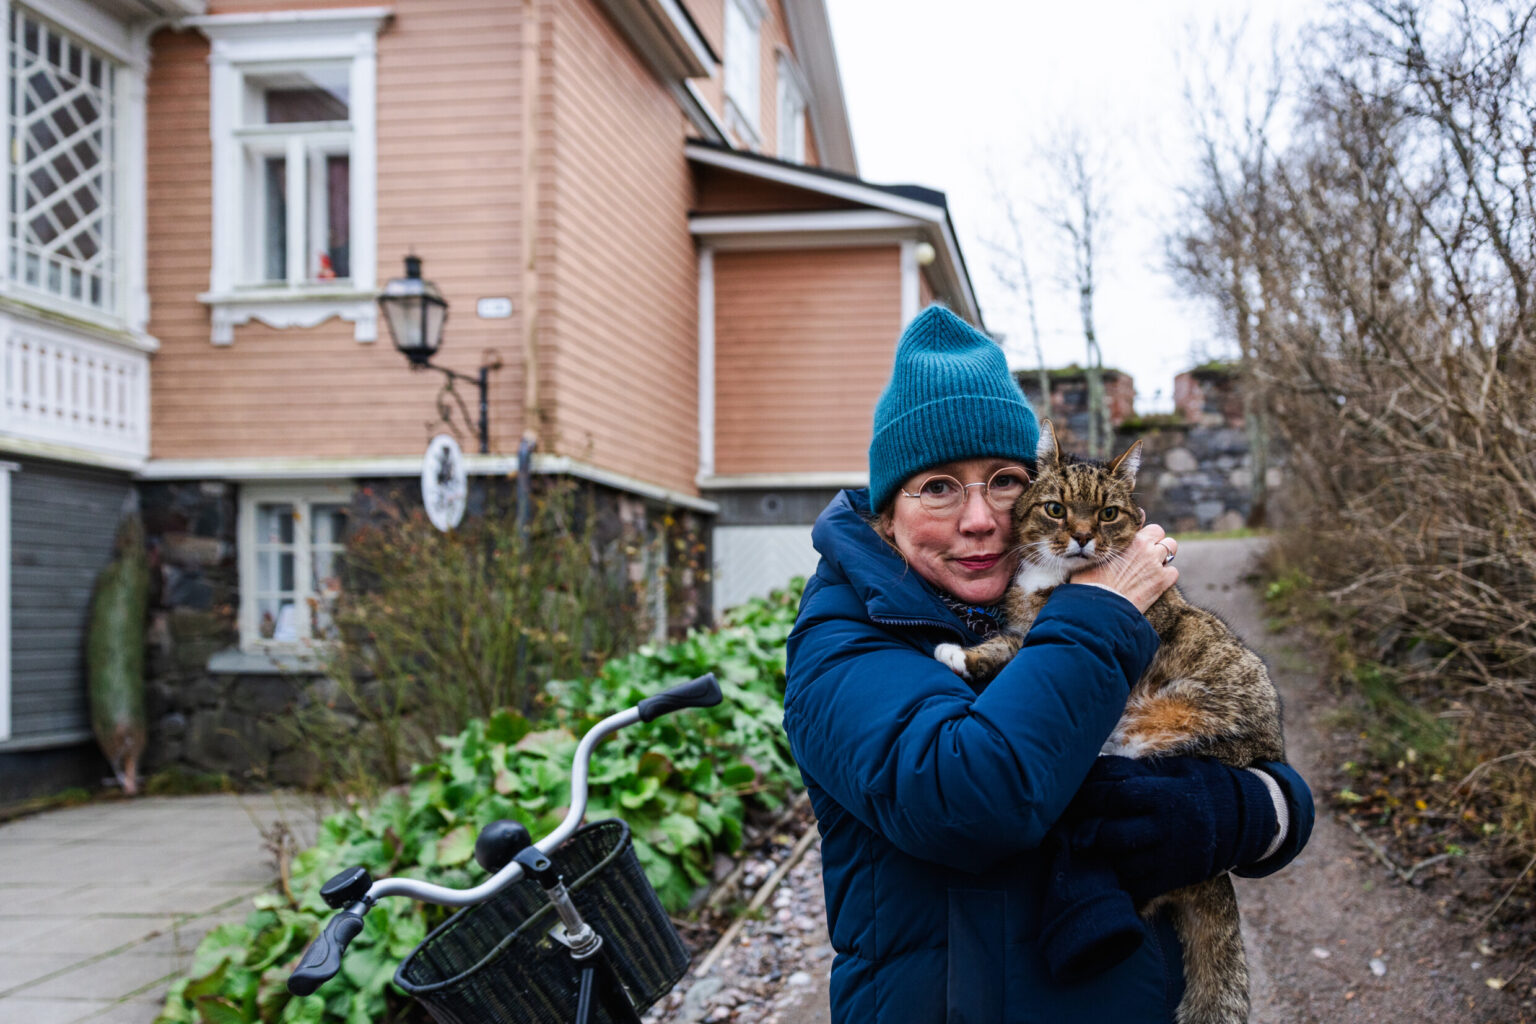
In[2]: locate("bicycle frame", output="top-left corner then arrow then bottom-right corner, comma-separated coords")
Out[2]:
286,673 -> 721,1017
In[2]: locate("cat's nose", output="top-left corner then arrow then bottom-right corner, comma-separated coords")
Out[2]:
1072,532 -> 1092,547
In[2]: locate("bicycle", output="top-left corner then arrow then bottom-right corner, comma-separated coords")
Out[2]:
286,673 -> 723,1024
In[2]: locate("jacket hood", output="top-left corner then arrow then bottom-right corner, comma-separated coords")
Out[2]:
810,488 -> 975,638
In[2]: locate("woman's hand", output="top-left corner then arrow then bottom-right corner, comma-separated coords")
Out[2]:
1072,524 -> 1178,613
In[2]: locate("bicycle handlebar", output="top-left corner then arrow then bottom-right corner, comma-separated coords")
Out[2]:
288,906 -> 366,996
637,672 -> 722,722
286,673 -> 720,995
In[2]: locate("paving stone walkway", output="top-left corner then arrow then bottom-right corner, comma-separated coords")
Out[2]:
0,793 -> 317,1024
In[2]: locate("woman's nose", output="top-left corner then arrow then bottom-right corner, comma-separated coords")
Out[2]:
957,490 -> 995,530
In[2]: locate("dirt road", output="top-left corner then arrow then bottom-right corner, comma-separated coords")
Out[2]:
1181,538 -> 1525,1024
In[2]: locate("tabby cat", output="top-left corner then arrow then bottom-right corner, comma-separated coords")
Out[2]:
933,420 -> 1285,1024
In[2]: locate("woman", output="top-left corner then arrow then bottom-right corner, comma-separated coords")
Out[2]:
782,306 -> 1312,1022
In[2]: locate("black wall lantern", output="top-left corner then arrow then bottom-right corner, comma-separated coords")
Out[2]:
379,255 -> 499,452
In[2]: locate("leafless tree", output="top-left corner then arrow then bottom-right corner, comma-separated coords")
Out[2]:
985,175 -> 1052,421
1040,128 -> 1115,457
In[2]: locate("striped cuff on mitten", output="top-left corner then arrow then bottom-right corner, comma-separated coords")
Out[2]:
1245,767 -> 1289,863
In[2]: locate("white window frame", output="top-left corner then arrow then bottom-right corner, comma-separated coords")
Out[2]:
775,50 -> 808,163
190,8 -> 390,346
723,0 -> 765,147
237,480 -> 352,654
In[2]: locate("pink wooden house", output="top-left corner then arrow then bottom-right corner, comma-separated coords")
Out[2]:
0,0 -> 983,792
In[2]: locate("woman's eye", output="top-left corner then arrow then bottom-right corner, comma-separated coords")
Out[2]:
1042,501 -> 1065,518
1099,507 -> 1120,522
922,478 -> 958,497
990,472 -> 1026,493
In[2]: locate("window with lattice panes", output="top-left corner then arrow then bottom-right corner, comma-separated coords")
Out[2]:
239,484 -> 351,650
7,8 -> 120,317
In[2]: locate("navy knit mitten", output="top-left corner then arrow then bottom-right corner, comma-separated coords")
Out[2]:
1065,755 -> 1280,905
1036,829 -> 1146,983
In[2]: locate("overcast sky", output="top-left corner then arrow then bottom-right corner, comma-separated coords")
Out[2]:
824,0 -> 1326,411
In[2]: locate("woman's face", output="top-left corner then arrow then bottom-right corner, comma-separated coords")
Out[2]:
882,457 -> 1022,605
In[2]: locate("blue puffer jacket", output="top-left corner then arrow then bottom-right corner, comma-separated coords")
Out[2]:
783,489 -> 1313,1024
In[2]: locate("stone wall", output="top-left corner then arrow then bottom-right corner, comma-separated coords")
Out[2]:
1015,362 -> 1281,532
139,476 -> 711,788
138,480 -> 327,786
1115,424 -> 1283,533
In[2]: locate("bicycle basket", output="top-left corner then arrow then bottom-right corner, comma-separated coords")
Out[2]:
395,819 -> 690,1024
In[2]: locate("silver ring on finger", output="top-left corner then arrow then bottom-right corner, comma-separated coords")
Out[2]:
1160,541 -> 1176,565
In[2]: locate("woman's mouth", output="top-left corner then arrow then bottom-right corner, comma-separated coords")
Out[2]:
954,554 -> 1001,572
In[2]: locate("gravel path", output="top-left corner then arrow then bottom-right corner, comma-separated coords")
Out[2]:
656,538 -> 1533,1024
647,822 -> 832,1024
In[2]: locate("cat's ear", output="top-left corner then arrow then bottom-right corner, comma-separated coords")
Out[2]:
1108,439 -> 1143,482
1036,419 -> 1059,467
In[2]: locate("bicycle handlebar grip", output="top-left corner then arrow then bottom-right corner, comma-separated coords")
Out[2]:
637,672 -> 721,722
287,908 -> 367,996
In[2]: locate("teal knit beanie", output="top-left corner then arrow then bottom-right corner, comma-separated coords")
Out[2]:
868,305 -> 1039,511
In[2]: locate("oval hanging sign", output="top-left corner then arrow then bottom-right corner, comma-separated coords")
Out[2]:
422,434 -> 468,532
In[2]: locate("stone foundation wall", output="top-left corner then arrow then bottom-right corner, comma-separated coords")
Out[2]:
139,476 -> 711,788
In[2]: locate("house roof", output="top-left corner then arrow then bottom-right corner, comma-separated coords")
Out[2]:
686,140 -> 984,328
594,0 -> 716,82
691,138 -> 944,209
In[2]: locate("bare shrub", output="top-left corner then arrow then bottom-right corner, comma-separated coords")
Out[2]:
299,479 -> 646,791
1174,0 -> 1536,914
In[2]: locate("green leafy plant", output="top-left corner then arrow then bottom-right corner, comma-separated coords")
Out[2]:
155,579 -> 804,1024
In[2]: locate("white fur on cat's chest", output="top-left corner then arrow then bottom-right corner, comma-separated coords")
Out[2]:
1015,562 -> 1067,594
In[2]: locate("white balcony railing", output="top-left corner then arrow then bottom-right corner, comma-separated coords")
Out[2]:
0,313 -> 150,464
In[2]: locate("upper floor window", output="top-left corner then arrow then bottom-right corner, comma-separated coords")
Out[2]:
193,9 -> 390,345
776,53 -> 807,163
7,8 -> 120,320
723,0 -> 764,146
241,64 -> 352,285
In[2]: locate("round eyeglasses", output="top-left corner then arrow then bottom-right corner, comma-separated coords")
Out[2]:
899,466 -> 1032,515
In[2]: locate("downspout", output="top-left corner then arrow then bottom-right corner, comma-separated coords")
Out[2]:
520,0 -> 542,461
514,434 -> 535,715
516,0 -> 541,715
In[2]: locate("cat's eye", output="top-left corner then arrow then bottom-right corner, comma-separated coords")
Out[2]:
1099,507 -> 1121,522
1042,501 -> 1066,518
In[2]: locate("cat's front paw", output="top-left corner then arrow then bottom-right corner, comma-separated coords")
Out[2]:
933,643 -> 972,680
